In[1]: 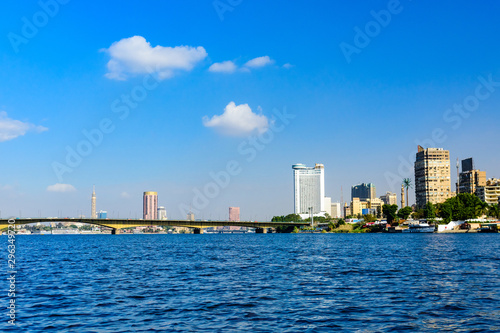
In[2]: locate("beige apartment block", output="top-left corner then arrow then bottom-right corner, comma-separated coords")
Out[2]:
476,178 -> 500,205
415,146 -> 452,208
459,170 -> 486,195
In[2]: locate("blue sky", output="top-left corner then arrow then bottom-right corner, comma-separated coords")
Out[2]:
1,0 -> 499,220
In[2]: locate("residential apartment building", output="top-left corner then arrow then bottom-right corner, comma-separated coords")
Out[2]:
476,178 -> 500,205
380,192 -> 397,205
414,146 -> 452,208
458,158 -> 486,195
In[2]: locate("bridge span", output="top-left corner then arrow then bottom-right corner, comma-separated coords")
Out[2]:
0,218 -> 308,234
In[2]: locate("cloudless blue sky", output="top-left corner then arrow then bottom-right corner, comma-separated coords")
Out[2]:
1,0 -> 499,219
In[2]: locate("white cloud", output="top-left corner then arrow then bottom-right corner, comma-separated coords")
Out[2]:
208,60 -> 237,73
283,63 -> 294,69
103,36 -> 208,80
0,111 -> 48,142
203,102 -> 269,136
47,183 -> 76,193
244,56 -> 274,69
120,191 -> 131,198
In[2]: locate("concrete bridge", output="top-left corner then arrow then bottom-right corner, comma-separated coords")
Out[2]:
0,218 -> 308,234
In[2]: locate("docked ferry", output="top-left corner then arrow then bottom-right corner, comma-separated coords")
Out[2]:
402,222 -> 435,233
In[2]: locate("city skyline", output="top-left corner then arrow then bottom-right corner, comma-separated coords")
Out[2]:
1,1 -> 500,220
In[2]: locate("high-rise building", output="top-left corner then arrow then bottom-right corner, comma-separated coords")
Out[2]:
293,163 -> 325,214
414,146 -> 451,208
476,178 -> 500,205
380,192 -> 397,205
187,212 -> 195,221
351,183 -> 376,201
143,191 -> 158,220
229,207 -> 240,222
98,210 -> 107,219
324,197 -> 332,216
91,185 -> 97,219
157,206 -> 167,220
458,158 -> 486,195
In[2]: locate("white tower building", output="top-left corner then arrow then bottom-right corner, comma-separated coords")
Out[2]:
293,163 -> 325,215
157,206 -> 167,220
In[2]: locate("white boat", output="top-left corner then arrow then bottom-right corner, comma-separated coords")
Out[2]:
402,222 -> 435,233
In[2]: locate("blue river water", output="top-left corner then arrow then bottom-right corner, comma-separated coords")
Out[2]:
2,234 -> 500,332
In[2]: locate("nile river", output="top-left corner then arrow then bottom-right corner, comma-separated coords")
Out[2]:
2,234 -> 500,332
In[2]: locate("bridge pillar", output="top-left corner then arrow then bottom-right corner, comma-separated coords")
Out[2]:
111,228 -> 120,235
255,228 -> 267,234
193,228 -> 204,234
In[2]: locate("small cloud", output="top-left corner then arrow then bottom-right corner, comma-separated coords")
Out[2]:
203,102 -> 269,136
208,60 -> 237,73
103,36 -> 208,80
47,183 -> 76,193
283,63 -> 294,69
120,191 -> 131,198
0,111 -> 48,142
244,56 -> 274,69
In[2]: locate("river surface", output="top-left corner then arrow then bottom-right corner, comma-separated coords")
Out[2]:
2,234 -> 500,332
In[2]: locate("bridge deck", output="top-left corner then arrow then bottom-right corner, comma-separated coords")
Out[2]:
0,218 -> 308,230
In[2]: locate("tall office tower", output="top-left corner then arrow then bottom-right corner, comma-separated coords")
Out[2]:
187,212 -> 195,221
229,207 -> 240,221
380,192 -> 397,205
157,206 -> 167,220
414,146 -> 451,208
458,158 -> 486,195
91,185 -> 97,219
293,163 -> 325,214
143,191 -> 158,220
351,183 -> 376,201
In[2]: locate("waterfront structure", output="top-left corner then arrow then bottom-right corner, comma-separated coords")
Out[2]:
351,183 -> 376,201
229,207 -> 240,222
331,202 -> 341,218
476,178 -> 500,205
98,210 -> 107,219
292,163 -> 325,215
380,192 -> 397,205
158,206 -> 167,220
187,212 -> 195,221
458,158 -> 486,195
143,191 -> 158,220
91,185 -> 97,219
414,146 -> 452,208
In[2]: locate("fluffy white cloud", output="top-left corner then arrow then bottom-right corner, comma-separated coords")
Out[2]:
283,63 -> 294,69
120,191 -> 131,198
208,60 -> 237,73
103,36 -> 208,80
0,111 -> 48,142
244,56 -> 274,68
203,102 -> 269,136
47,183 -> 76,193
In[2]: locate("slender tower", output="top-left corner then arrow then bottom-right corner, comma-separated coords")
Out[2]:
91,185 -> 97,219
456,158 -> 460,194
401,184 -> 405,208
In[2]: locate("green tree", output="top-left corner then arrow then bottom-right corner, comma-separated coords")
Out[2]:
383,204 -> 399,225
376,206 -> 382,219
337,218 -> 346,225
397,206 -> 413,220
423,202 -> 436,219
363,214 -> 377,222
487,204 -> 500,219
437,193 -> 484,222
